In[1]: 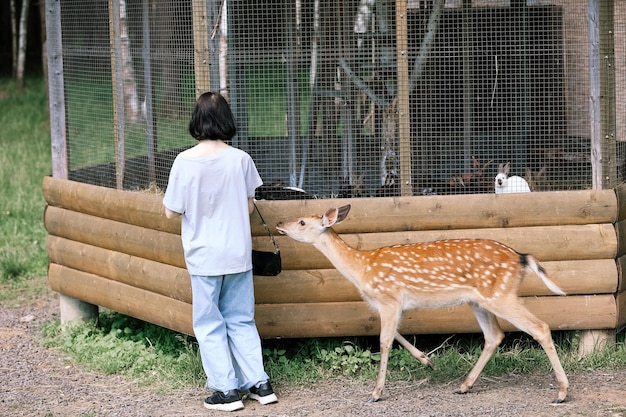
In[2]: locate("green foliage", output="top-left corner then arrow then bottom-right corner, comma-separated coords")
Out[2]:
313,340 -> 379,376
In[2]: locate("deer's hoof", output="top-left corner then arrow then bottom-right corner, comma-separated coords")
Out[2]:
551,398 -> 565,405
366,396 -> 379,403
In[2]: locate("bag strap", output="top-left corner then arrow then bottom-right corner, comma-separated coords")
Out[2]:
254,202 -> 280,253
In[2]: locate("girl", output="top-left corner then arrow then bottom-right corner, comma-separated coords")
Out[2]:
163,92 -> 277,412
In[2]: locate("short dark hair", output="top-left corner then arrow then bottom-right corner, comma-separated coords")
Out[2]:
188,92 -> 237,141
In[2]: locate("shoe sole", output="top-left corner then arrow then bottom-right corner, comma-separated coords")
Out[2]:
248,392 -> 278,405
204,400 -> 244,412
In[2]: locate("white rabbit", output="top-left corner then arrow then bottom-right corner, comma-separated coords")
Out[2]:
494,162 -> 531,194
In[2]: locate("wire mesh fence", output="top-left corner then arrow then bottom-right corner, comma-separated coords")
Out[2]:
50,0 -> 626,198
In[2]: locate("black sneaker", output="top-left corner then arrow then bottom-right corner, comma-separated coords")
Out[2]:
248,381 -> 278,405
204,389 -> 244,412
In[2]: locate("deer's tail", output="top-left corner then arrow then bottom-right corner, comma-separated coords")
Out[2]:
521,254 -> 566,296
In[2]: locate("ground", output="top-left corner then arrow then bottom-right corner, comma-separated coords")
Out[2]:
1,293 -> 625,417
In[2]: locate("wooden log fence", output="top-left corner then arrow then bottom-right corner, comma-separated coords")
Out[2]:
42,176 -> 626,340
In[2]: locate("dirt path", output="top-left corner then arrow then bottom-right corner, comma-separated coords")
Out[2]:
1,294 -> 625,417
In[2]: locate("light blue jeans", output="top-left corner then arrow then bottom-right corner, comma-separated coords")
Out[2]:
190,270 -> 269,392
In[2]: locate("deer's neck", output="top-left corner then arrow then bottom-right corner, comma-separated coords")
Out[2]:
315,229 -> 366,286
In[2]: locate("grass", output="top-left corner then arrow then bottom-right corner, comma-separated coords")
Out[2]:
40,310 -> 207,390
40,313 -> 626,392
0,77 -> 51,302
2,75 -> 626,395
64,77 -> 195,168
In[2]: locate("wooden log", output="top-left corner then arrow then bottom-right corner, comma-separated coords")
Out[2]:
44,206 -> 186,268
48,263 -> 616,339
43,177 -> 616,237
252,189 -> 616,235
45,205 -> 616,269
255,295 -> 617,338
265,223 -> 617,269
48,263 -> 193,336
46,233 -> 617,304
534,259 -> 617,296
46,236 -> 192,303
254,259 -> 617,303
42,176 -> 180,234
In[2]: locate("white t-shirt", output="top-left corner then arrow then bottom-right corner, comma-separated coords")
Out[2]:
163,147 -> 263,276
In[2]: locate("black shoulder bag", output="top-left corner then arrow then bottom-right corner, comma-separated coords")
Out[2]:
252,203 -> 282,276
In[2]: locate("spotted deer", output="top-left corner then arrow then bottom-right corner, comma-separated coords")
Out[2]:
276,205 -> 568,403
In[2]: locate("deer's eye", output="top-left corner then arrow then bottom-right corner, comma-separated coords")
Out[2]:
299,220 -> 306,226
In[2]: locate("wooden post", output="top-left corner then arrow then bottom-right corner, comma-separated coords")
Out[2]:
577,329 -> 616,357
45,0 -> 98,326
45,0 -> 68,180
588,0 -> 616,190
192,0 -> 211,98
142,0 -> 156,184
395,0 -> 412,196
109,0 -> 126,190
58,294 -> 99,327
462,0 -> 474,171
584,0 -> 616,348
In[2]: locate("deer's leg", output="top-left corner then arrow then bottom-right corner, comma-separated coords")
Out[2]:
368,305 -> 400,402
394,332 -> 435,369
458,304 -> 504,395
490,299 -> 568,403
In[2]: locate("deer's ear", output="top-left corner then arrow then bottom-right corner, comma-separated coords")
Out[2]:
322,205 -> 351,228
336,205 -> 351,223
321,207 -> 339,228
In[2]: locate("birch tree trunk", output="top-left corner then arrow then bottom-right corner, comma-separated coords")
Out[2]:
219,0 -> 228,99
10,0 -> 17,78
16,0 -> 30,91
39,0 -> 49,112
119,0 -> 140,122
